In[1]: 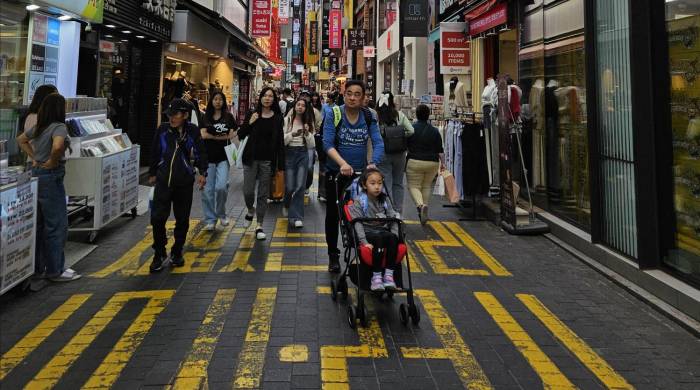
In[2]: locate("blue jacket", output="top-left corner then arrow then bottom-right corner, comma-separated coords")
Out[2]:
322,105 -> 384,172
149,122 -> 208,187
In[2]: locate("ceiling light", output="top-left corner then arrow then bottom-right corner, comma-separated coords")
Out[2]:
149,39 -> 157,43
58,15 -> 71,21
136,35 -> 145,39
121,39 -> 129,42
179,42 -> 187,45
121,30 -> 131,34
26,4 -> 40,11
104,34 -> 113,38
105,24 -> 116,28
196,48 -> 203,51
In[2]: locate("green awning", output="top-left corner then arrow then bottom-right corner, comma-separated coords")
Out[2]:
429,27 -> 440,43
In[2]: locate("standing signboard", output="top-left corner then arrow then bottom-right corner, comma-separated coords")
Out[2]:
440,22 -> 469,74
0,177 -> 38,295
498,74 -> 516,227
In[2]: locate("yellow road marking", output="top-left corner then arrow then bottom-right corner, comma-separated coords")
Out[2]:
83,291 -> 174,389
0,294 -> 92,381
270,241 -> 327,247
517,294 -> 633,390
405,243 -> 425,273
475,292 -> 574,389
279,344 -> 309,362
167,289 -> 236,390
265,252 -> 328,272
218,250 -> 255,272
26,290 -> 174,389
273,218 -> 325,238
444,222 -> 511,276
233,287 -> 277,389
405,289 -> 492,389
414,222 -> 491,276
317,286 -> 331,294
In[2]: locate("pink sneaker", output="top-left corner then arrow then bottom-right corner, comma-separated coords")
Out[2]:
383,272 -> 396,290
370,273 -> 385,291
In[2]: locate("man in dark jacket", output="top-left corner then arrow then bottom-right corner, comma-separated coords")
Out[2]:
148,98 -> 208,272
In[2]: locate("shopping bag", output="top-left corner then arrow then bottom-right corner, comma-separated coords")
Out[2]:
148,186 -> 155,211
235,137 -> 247,169
224,142 -> 238,167
433,174 -> 445,196
443,171 -> 460,203
270,170 -> 285,200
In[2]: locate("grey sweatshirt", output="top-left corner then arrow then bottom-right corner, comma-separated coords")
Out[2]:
347,194 -> 400,245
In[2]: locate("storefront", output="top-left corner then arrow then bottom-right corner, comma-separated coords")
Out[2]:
377,19 -> 400,94
1,0 -> 100,165
96,0 -> 174,163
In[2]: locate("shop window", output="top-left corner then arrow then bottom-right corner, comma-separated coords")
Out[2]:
665,0 -> 700,284
0,10 -> 29,165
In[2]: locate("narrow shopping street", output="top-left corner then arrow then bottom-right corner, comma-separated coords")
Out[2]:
1,173 -> 698,390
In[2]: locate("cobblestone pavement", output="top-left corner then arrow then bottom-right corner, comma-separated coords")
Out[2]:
1,172 -> 699,390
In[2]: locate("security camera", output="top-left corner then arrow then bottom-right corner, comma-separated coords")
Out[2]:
85,22 -> 92,32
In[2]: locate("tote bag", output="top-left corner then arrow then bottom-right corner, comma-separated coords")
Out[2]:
224,141 -> 238,167
235,137 -> 248,169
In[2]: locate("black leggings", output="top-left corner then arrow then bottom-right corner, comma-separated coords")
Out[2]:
325,172 -> 353,256
365,229 -> 399,273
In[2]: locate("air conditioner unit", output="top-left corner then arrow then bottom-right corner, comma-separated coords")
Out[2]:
281,39 -> 288,48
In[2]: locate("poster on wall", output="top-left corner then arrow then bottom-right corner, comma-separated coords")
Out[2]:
251,0 -> 273,37
0,178 -> 38,295
329,9 -> 342,49
440,22 -> 469,75
27,14 -> 60,102
279,0 -> 290,23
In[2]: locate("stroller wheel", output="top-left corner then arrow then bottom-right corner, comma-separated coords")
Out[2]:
347,305 -> 357,329
330,279 -> 338,301
399,303 -> 409,326
357,295 -> 368,327
337,277 -> 348,298
409,303 -> 421,325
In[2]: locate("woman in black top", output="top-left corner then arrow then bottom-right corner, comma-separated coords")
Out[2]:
237,87 -> 285,240
200,92 -> 238,231
406,104 -> 445,225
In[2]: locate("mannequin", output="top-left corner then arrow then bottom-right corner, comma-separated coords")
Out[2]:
481,78 -> 499,190
530,79 -> 546,191
443,76 -> 468,116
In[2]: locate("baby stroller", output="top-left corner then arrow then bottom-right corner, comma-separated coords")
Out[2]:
329,174 -> 420,328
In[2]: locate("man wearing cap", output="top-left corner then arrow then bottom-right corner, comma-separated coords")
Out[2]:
148,98 -> 208,272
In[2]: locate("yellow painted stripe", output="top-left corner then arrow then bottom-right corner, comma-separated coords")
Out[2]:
133,222 -> 202,275
0,294 -> 92,381
27,290 -> 175,389
270,241 -> 327,247
405,243 -> 425,273
168,289 -> 236,390
233,287 -> 277,389
444,222 -> 512,276
279,344 -> 309,362
219,250 -> 255,272
170,252 -> 220,274
415,222 -> 490,276
474,292 -> 574,389
414,289 -> 492,389
208,223 -> 236,250
83,291 -> 174,389
400,347 -> 449,359
265,252 -> 328,272
517,294 -> 633,390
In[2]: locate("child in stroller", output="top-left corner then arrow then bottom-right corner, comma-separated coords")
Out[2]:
347,168 -> 401,291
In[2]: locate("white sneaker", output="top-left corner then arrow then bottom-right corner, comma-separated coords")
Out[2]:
204,223 -> 216,231
220,217 -> 230,226
51,268 -> 82,282
282,207 -> 288,217
294,220 -> 303,228
255,228 -> 266,240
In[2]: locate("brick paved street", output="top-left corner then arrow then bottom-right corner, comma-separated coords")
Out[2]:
1,173 -> 699,389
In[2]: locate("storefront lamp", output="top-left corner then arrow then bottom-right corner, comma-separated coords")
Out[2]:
25,4 -> 40,11
136,35 -> 145,39
58,15 -> 71,21
105,24 -> 116,28
121,30 -> 131,34
105,34 -> 113,38
149,39 -> 157,43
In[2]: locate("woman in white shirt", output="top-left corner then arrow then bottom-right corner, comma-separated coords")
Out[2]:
283,97 -> 316,227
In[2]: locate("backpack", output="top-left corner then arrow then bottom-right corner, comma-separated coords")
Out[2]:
283,98 -> 294,116
379,113 -> 407,154
331,106 -> 374,148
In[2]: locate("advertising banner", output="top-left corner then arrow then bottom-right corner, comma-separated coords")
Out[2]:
251,0 -> 273,37
309,21 -> 319,55
440,22 -> 470,74
28,14 -> 60,102
279,0 -> 290,23
347,29 -> 368,50
469,3 -> 507,36
329,9 -> 342,49
44,0 -> 104,23
400,0 -> 429,37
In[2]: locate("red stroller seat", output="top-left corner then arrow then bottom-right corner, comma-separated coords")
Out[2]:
343,201 -> 407,267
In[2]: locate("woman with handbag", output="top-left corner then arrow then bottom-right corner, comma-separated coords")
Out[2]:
282,97 -> 316,228
237,87 -> 285,240
406,104 -> 445,225
376,91 -> 414,214
200,92 -> 238,231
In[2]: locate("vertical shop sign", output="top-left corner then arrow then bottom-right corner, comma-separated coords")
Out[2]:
321,1 -> 330,72
329,9 -> 342,49
497,75 -> 516,227
427,41 -> 435,94
347,29 -> 367,49
400,0 -> 429,37
365,55 -> 374,100
251,0 -> 273,37
440,22 -> 469,74
309,21 -> 319,54
279,0 -> 290,23
238,78 -> 250,125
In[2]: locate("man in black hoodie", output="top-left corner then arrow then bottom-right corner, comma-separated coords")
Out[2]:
148,98 -> 208,272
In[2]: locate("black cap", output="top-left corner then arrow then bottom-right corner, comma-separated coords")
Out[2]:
166,98 -> 192,116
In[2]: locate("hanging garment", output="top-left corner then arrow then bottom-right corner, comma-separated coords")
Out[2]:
461,122 -> 490,196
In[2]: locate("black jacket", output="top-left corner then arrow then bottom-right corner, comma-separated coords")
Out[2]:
149,122 -> 208,187
237,110 -> 285,172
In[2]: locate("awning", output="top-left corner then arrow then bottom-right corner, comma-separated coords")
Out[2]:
171,10 -> 227,56
463,0 -> 498,21
429,27 -> 441,43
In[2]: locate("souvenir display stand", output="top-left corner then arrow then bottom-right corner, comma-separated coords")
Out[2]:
0,175 -> 38,295
63,109 -> 139,243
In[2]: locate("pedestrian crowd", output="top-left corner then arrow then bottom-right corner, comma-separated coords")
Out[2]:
17,81 -> 445,291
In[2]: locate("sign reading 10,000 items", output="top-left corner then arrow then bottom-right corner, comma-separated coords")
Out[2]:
0,178 -> 38,294
100,148 -> 139,225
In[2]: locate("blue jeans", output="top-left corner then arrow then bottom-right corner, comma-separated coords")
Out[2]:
202,161 -> 230,224
284,146 -> 309,222
33,165 -> 68,277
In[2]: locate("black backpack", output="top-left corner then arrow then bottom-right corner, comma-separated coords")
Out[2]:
380,114 -> 408,154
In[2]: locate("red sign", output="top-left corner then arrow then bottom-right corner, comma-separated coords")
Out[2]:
329,9 -> 341,49
440,22 -> 469,74
441,31 -> 467,49
441,50 -> 469,67
251,0 -> 273,37
469,3 -> 507,36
